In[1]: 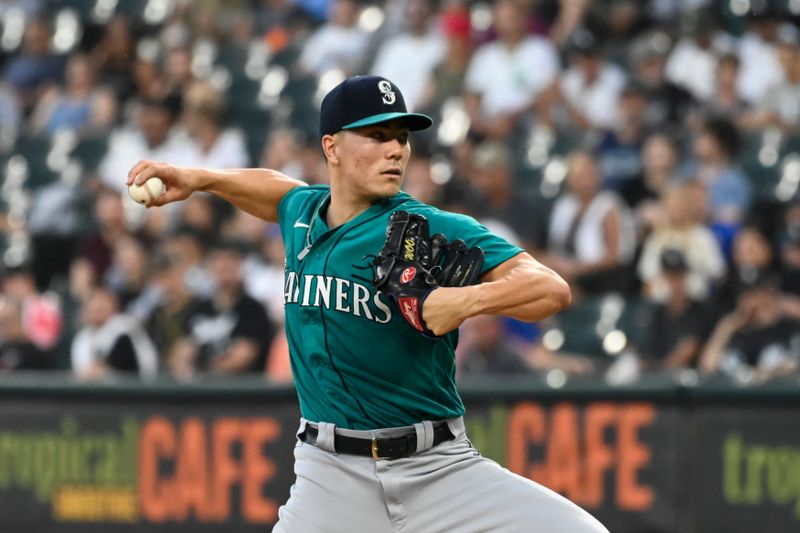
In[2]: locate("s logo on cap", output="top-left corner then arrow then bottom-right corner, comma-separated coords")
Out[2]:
318,75 -> 432,138
378,80 -> 396,105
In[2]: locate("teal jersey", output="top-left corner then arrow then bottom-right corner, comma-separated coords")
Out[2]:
277,185 -> 523,430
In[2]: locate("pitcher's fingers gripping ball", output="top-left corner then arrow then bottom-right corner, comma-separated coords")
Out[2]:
372,210 -> 484,337
126,160 -> 198,208
128,177 -> 165,205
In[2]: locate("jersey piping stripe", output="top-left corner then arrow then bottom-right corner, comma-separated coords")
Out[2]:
318,201 -> 410,428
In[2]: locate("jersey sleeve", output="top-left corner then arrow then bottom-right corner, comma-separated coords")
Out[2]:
277,185 -> 308,234
423,208 -> 524,273
277,184 -> 326,240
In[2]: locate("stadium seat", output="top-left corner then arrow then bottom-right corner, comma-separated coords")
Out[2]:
550,131 -> 585,157
228,70 -> 262,107
69,134 -> 109,174
781,134 -> 800,157
282,76 -> 320,138
225,70 -> 274,164
9,136 -> 59,190
240,113 -> 272,167
553,296 -> 606,357
53,0 -> 96,21
740,150 -> 781,200
617,296 -> 655,349
113,0 -> 149,19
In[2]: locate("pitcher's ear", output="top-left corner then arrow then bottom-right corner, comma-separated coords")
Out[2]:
322,134 -> 339,164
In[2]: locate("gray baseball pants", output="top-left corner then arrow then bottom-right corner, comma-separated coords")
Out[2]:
272,417 -> 609,533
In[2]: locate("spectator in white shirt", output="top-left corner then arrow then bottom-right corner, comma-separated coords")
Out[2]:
97,95 -> 196,194
97,95 -> 197,233
299,0 -> 369,76
664,9 -> 733,102
736,5 -> 785,105
71,287 -> 158,380
182,80 -> 250,168
546,151 -> 636,294
741,25 -> 800,133
370,0 -> 446,111
557,29 -> 627,131
463,0 -> 559,139
627,30 -> 695,131
638,183 -> 726,301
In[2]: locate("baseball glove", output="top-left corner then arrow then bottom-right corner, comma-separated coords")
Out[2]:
372,210 -> 484,338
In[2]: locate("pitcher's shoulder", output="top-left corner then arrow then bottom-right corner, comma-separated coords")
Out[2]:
279,184 -> 329,216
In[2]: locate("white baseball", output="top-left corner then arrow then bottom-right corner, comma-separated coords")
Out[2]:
128,177 -> 165,205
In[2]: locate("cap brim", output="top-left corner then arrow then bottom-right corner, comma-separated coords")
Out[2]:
342,112 -> 433,132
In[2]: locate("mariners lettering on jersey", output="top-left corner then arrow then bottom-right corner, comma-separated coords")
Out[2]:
283,271 -> 393,324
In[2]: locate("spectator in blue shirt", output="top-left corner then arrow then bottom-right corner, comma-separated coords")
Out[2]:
684,117 -> 752,226
2,17 -> 64,110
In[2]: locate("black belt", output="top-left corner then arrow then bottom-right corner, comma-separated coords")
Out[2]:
300,422 -> 454,460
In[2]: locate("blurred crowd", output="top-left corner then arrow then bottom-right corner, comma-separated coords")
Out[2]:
0,0 -> 799,386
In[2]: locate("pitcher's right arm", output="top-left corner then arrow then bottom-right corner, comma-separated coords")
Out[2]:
127,160 -> 306,223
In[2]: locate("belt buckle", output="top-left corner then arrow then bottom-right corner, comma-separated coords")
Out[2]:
371,437 -> 387,460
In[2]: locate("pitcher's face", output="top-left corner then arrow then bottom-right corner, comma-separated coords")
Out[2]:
332,121 -> 412,201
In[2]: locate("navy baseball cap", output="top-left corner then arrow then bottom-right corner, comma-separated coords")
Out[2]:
319,76 -> 433,138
